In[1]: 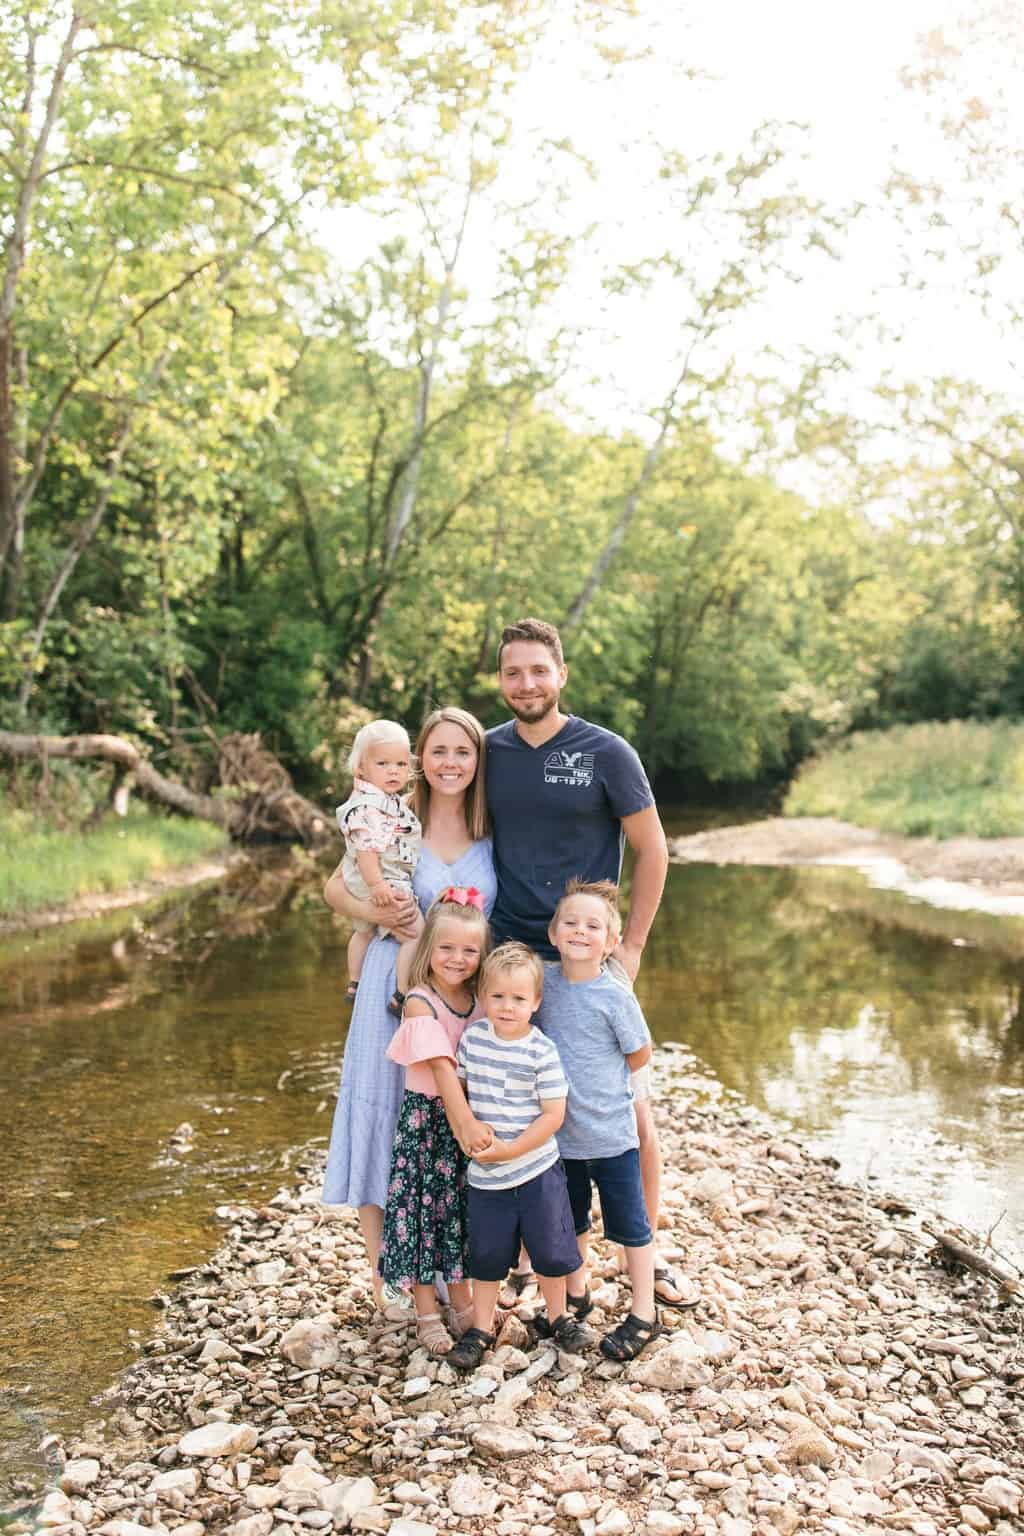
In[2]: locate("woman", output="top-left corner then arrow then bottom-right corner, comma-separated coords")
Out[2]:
322,706 -> 496,1308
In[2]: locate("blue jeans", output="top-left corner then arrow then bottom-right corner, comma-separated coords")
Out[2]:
563,1147 -> 652,1249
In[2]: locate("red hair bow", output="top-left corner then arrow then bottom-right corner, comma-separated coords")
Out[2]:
439,885 -> 485,912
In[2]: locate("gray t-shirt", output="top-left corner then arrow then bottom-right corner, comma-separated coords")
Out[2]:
536,964 -> 650,1160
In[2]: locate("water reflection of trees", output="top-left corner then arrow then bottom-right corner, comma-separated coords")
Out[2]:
640,864 -> 1024,1118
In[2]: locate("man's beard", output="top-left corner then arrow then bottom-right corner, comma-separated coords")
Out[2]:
506,692 -> 558,723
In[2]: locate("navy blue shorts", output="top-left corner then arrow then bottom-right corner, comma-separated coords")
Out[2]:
563,1148 -> 652,1248
467,1162 -> 582,1282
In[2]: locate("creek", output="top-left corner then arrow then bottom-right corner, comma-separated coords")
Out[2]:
1,824 -> 1023,1496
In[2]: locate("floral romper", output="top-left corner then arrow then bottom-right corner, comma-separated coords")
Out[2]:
379,986 -> 483,1290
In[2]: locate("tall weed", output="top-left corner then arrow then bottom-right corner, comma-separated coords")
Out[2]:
784,720 -> 1024,838
0,808 -> 227,917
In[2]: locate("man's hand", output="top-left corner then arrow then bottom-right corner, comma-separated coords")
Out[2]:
614,938 -> 644,983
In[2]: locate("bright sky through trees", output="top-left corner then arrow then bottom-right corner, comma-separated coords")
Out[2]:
318,0 -> 1012,476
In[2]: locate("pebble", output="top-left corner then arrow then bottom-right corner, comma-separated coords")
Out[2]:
177,1422 -> 258,1457
594,1510 -> 630,1536
979,1476 -> 1021,1516
60,1460 -> 101,1494
642,1515 -> 687,1536
29,1051 -> 1024,1536
446,1472 -> 500,1517
777,1426 -> 836,1468
280,1317 -> 341,1370
471,1426 -> 539,1460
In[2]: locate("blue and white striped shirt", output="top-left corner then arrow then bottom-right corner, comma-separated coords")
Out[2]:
456,1021 -> 568,1190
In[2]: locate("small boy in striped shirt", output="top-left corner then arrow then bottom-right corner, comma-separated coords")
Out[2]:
447,942 -> 589,1372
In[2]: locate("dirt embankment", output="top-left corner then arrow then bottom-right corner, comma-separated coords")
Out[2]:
0,853 -> 238,936
669,819 -> 1024,914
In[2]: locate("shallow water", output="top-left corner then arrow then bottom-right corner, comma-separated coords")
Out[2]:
1,839 -> 1023,1496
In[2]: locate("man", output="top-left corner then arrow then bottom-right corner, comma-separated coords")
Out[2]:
486,617 -> 695,1311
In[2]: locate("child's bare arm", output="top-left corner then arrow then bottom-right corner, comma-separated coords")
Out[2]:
474,1098 -> 565,1164
429,1058 -> 494,1155
625,1041 -> 652,1072
356,848 -> 400,907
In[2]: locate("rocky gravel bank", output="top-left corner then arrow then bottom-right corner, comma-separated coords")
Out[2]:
16,1049 -> 1024,1536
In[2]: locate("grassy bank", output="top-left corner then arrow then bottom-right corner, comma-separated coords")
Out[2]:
784,719 -> 1024,838
0,807 -> 228,918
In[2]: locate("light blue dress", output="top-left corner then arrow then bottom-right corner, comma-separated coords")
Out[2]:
322,837 -> 497,1208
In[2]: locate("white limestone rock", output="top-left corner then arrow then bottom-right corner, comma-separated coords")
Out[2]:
178,1422 -> 259,1457
472,1425 -> 540,1460
447,1473 -> 500,1517
280,1317 -> 341,1370
151,1469 -> 200,1497
60,1459 -> 101,1495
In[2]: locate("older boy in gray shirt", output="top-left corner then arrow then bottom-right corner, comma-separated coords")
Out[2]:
537,879 -> 660,1362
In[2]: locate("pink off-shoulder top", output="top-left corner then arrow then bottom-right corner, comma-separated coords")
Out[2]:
385,986 -> 484,1095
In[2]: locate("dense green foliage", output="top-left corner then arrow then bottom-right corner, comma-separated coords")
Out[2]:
2,2 -> 1023,801
785,721 -> 1024,838
0,805 -> 226,915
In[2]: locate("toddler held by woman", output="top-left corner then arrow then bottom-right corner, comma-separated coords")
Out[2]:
336,720 -> 423,1008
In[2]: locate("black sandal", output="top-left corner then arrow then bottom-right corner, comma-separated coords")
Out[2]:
386,989 -> 406,1018
448,1326 -> 495,1373
344,980 -> 359,1004
599,1310 -> 662,1362
565,1287 -> 594,1322
507,1266 -> 535,1295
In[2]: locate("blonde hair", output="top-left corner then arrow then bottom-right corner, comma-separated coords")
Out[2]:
406,892 -> 492,993
410,707 -> 489,840
480,941 -> 544,1001
552,878 -> 622,943
347,718 -> 411,778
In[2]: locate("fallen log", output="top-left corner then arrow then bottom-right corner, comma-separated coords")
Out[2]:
0,728 -> 331,846
922,1219 -> 1022,1296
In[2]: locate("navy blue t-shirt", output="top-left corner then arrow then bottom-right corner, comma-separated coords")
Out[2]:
485,714 -> 656,957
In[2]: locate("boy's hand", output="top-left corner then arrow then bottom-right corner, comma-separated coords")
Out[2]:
457,1118 -> 494,1156
614,938 -> 643,982
473,1136 -> 509,1165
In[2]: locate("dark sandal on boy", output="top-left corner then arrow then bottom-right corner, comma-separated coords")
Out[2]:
525,1311 -> 593,1351
344,980 -> 359,1004
599,1310 -> 662,1362
565,1287 -> 594,1322
448,1326 -> 495,1373
386,989 -> 405,1018
653,1264 -> 701,1311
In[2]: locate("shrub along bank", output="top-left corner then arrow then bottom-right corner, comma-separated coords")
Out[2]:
0,806 -> 228,919
784,719 -> 1024,839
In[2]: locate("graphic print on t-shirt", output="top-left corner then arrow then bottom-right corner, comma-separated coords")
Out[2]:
543,750 -> 595,788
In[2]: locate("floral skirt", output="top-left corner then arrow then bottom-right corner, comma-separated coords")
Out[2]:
379,1091 -> 469,1290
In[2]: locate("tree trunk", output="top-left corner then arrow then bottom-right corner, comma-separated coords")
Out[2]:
0,729 -> 332,845
16,412 -> 135,714
0,10 -> 84,617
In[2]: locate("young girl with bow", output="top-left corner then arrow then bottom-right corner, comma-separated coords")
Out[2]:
377,886 -> 494,1353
